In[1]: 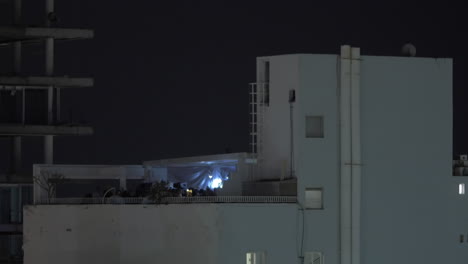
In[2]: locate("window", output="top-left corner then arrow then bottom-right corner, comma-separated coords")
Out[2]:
306,116 -> 324,138
261,61 -> 270,106
304,252 -> 324,264
263,61 -> 270,82
305,188 -> 323,209
246,251 -> 266,264
459,183 -> 465,195
263,83 -> 270,106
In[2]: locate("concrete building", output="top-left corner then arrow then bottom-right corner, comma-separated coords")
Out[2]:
23,46 -> 465,264
0,0 -> 93,262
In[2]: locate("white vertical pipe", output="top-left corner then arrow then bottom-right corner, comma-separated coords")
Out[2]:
13,0 -> 22,174
340,45 -> 352,264
10,186 -> 19,223
45,0 -> 53,27
13,0 -> 21,74
44,0 -> 54,164
44,136 -> 53,164
14,42 -> 21,74
57,87 -> 61,122
14,0 -> 21,25
13,137 -> 21,173
351,47 -> 361,264
22,89 -> 25,124
18,186 -> 22,222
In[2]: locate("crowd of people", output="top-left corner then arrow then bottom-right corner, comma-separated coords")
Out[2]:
82,181 -> 217,201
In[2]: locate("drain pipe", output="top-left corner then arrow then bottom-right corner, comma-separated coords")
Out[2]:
350,47 -> 361,264
340,45 -> 352,264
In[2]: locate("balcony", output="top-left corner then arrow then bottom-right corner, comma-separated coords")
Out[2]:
32,153 -> 297,205
0,26 -> 93,45
0,123 -> 93,136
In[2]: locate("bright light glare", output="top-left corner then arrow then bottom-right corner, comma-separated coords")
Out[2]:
208,175 -> 213,179
459,183 -> 465,195
210,178 -> 223,189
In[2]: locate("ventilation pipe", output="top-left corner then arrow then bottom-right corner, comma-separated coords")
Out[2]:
350,47 -> 361,264
340,45 -> 352,264
340,45 -> 361,264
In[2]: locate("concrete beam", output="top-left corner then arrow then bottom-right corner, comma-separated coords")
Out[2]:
0,76 -> 93,88
0,177 -> 32,185
0,224 -> 22,234
0,26 -> 93,44
0,124 -> 93,136
144,152 -> 252,167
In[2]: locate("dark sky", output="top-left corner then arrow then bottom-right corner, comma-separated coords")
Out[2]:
2,0 -> 467,167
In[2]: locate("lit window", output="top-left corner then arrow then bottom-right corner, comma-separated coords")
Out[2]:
305,188 -> 323,209
459,183 -> 465,195
246,252 -> 266,264
306,116 -> 324,138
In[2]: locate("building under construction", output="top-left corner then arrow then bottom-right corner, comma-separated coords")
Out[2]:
0,0 -> 93,262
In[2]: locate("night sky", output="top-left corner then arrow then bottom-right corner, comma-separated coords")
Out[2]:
1,0 -> 467,168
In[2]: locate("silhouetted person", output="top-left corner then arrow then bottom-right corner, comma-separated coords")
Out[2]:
109,190 -> 124,204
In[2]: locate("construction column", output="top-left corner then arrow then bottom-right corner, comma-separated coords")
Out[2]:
340,45 -> 362,264
12,0 -> 22,174
44,0 -> 54,164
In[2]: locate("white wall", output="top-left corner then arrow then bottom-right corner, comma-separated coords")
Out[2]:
296,54 -> 341,263
257,54 -> 461,264
358,57 -> 463,264
23,204 -> 298,264
257,55 -> 299,180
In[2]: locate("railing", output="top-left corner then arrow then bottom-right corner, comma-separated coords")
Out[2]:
249,82 -> 268,155
37,196 -> 297,205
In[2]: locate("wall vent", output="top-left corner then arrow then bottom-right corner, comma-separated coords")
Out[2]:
304,252 -> 323,264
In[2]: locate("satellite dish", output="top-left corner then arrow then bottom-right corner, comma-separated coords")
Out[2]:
402,43 -> 416,57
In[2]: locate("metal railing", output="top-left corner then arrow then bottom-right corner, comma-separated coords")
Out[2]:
37,196 -> 297,205
249,82 -> 268,155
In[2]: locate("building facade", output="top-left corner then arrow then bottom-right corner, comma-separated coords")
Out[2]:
23,46 -> 465,264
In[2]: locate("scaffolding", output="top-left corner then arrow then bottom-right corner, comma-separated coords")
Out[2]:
0,0 -> 94,182
0,1 -> 93,262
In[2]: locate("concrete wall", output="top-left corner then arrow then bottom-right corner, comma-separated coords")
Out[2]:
258,54 -> 461,264
259,54 -> 341,262
23,204 -> 298,264
296,54 -> 340,263
257,55 -> 299,180
358,57 -> 465,264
